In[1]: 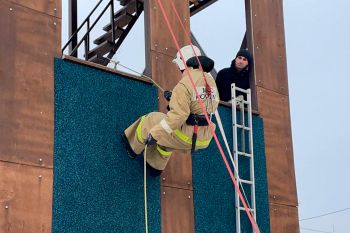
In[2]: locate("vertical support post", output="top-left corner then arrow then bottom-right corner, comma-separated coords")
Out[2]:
144,1 -> 194,232
244,0 -> 257,111
245,0 -> 300,232
110,0 -> 115,43
68,0 -> 78,57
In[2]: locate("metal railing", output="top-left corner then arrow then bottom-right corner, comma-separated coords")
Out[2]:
62,0 -> 116,60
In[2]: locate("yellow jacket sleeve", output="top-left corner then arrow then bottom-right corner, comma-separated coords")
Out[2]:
150,81 -> 191,138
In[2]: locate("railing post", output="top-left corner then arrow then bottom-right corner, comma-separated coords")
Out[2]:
111,0 -> 116,43
86,18 -> 90,53
84,39 -> 88,61
68,0 -> 78,57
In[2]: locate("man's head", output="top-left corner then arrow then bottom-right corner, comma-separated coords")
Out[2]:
172,45 -> 201,71
234,49 -> 252,72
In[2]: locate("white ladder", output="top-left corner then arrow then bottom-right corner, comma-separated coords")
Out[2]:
231,83 -> 257,233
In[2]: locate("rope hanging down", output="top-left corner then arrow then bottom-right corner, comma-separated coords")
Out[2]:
214,110 -> 253,214
168,0 -> 211,95
144,145 -> 149,233
167,0 -> 259,228
155,1 -> 260,232
169,0 -> 257,221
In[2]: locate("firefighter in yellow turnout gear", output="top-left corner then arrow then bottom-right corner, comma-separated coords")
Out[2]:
123,45 -> 220,173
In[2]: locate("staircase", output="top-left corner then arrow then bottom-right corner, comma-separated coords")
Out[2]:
87,0 -> 143,65
62,0 -> 217,67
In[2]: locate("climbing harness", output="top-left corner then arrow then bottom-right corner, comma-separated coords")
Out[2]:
155,0 -> 261,232
186,114 -> 209,153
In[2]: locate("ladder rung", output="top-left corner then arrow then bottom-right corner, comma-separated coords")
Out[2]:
237,151 -> 252,157
238,206 -> 255,212
238,179 -> 253,185
234,86 -> 249,94
235,100 -> 250,105
233,124 -> 251,130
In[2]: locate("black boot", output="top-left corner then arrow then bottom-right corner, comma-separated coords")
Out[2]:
121,133 -> 139,159
147,164 -> 162,177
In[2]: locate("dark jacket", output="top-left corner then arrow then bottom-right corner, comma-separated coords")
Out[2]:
215,60 -> 250,101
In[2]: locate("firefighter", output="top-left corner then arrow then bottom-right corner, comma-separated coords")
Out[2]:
122,45 -> 220,175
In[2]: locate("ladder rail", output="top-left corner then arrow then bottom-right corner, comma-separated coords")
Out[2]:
247,89 -> 257,220
214,107 -> 253,232
231,83 -> 257,233
231,84 -> 241,233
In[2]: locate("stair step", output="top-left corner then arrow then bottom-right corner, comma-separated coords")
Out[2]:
103,1 -> 138,32
103,13 -> 133,32
88,54 -> 110,66
87,41 -> 115,59
94,27 -> 124,45
118,0 -> 134,6
190,0 -> 217,16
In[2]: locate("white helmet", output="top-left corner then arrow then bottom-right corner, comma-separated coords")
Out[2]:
172,45 -> 201,70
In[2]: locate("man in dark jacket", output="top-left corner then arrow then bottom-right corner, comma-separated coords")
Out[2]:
215,49 -> 253,102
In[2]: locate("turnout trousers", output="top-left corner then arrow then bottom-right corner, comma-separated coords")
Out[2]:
124,112 -> 212,171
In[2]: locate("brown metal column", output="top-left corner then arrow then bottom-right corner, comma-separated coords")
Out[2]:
245,0 -> 300,232
0,0 -> 61,232
144,0 -> 194,232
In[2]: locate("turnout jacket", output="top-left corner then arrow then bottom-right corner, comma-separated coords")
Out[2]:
150,68 -> 220,146
124,65 -> 220,171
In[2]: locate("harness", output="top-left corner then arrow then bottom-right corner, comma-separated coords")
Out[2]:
186,114 -> 209,153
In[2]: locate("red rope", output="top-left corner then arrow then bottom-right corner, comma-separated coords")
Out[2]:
155,1 -> 260,232
169,0 -> 211,95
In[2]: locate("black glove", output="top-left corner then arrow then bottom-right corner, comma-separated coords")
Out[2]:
164,90 -> 172,101
145,134 -> 157,145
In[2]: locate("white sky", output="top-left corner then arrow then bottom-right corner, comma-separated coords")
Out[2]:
62,1 -> 350,232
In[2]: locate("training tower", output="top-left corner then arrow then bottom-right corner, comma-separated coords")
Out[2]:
0,0 -> 299,232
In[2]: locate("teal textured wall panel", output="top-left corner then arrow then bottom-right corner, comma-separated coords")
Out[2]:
53,58 -> 160,233
53,58 -> 270,233
192,106 -> 270,233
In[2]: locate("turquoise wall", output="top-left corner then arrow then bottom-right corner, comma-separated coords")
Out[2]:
53,58 -> 270,233
193,107 -> 270,233
53,58 -> 160,233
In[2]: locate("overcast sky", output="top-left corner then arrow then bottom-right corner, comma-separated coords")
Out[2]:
62,1 -> 350,232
